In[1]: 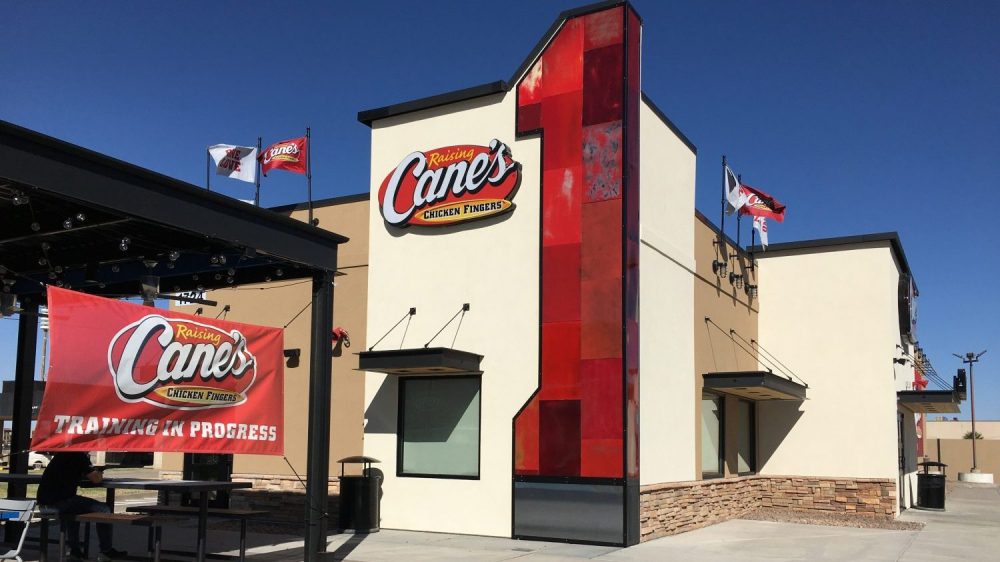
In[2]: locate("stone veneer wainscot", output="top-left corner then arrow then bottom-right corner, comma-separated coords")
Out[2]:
640,475 -> 896,541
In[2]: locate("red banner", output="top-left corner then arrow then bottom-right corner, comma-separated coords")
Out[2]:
31,287 -> 284,455
258,136 -> 307,176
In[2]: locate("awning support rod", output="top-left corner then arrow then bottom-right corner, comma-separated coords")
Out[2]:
424,303 -> 470,348
733,330 -> 808,388
368,307 -> 416,351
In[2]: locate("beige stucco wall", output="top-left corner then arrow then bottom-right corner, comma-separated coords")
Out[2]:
926,420 -> 1000,440
755,243 -> 902,490
692,214 -> 759,477
926,438 -> 1000,478
363,91 -> 541,537
164,198 -> 368,478
638,99 -> 697,485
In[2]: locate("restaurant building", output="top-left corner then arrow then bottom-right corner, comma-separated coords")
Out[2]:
152,0 -> 956,547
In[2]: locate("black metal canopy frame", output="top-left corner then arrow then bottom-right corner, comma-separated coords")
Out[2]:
0,120 -> 342,561
703,371 -> 808,401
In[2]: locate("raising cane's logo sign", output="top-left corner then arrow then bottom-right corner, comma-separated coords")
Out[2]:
378,139 -> 521,227
108,315 -> 256,410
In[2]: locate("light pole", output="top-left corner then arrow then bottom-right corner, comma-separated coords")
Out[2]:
953,350 -> 986,472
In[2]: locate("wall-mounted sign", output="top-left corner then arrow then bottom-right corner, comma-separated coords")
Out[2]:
378,139 -> 520,227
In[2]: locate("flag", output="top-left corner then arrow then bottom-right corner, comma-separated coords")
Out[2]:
724,165 -> 747,215
259,137 -> 307,176
753,216 -> 768,248
739,184 -> 786,222
208,144 -> 257,183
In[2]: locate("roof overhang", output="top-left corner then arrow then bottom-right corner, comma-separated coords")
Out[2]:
358,347 -> 483,376
703,371 -> 807,401
0,120 -> 347,299
898,390 -> 961,413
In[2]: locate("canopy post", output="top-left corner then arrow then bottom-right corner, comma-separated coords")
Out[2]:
304,269 -> 334,560
5,297 -> 37,542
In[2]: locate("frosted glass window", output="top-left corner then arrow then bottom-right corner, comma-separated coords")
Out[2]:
399,377 -> 480,478
738,400 -> 755,474
701,393 -> 723,477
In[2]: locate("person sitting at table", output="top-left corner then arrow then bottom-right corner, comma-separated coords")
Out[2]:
37,452 -> 128,562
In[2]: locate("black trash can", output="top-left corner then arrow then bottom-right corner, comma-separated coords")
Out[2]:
337,456 -> 382,533
916,461 -> 947,510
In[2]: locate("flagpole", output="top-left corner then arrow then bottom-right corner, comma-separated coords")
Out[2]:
206,149 -> 211,192
306,127 -> 314,225
720,155 -> 726,239
255,137 -> 262,206
736,173 -> 743,249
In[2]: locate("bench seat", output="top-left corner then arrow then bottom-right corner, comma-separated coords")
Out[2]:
125,506 -> 267,561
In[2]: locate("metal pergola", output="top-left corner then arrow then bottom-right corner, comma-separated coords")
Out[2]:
0,120 -> 341,560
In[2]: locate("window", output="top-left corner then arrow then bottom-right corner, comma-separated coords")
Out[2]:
737,400 -> 756,475
701,392 -> 723,478
398,376 -> 481,478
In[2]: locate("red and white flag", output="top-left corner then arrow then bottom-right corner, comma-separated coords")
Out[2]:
259,137 -> 307,176
753,216 -> 768,248
738,184 -> 786,222
724,166 -> 747,215
208,144 -> 257,183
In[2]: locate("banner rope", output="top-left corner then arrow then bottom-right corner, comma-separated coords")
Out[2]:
282,456 -> 328,520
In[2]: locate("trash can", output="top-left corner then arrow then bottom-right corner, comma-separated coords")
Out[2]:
337,456 -> 382,533
916,461 -> 947,510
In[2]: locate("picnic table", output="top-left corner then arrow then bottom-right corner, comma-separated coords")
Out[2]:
0,473 -> 251,562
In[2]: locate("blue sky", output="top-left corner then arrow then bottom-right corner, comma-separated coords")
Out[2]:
2,0 -> 998,419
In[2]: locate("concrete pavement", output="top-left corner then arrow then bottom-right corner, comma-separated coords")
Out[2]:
12,482 -> 999,560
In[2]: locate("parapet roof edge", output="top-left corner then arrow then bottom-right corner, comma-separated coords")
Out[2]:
641,92 -> 697,155
751,232 -> 914,280
270,192 -> 368,213
356,1 -> 639,128
694,209 -> 751,259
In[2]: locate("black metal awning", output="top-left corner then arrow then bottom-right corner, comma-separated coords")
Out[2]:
897,390 -> 961,413
703,371 -> 808,401
0,120 -> 346,298
358,347 -> 483,376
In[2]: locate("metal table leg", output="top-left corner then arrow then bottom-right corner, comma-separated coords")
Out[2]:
196,491 -> 208,562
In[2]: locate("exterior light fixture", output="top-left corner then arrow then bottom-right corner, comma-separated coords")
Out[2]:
30,222 -> 40,232
745,284 -> 758,299
111,264 -> 120,273
712,260 -> 728,278
41,242 -> 50,251
729,272 -> 744,289
38,258 -> 47,266
12,192 -> 29,206
75,213 -> 86,222
275,268 -> 284,277
62,218 -> 73,229
168,251 -> 180,261
119,237 -> 130,251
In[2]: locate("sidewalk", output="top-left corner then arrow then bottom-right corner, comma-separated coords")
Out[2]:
13,483 -> 1000,560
